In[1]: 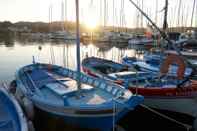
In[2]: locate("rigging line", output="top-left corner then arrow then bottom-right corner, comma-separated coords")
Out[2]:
128,0 -> 197,77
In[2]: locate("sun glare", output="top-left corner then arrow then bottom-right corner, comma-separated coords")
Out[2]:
85,8 -> 98,30
86,18 -> 98,30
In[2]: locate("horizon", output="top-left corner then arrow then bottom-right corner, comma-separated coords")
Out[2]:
0,0 -> 196,28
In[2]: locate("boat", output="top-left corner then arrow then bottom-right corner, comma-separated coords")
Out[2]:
82,57 -> 160,90
84,0 -> 197,129
15,1 -> 143,130
0,85 -> 28,131
128,34 -> 154,46
15,63 -> 143,131
49,31 -> 76,40
82,55 -> 197,129
122,52 -> 194,78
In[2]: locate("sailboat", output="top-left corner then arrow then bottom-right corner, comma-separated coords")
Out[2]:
14,1 -> 143,131
50,1 -> 76,41
0,85 -> 28,131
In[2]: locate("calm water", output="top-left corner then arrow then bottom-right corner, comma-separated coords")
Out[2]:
0,38 -> 192,131
0,38 -> 139,82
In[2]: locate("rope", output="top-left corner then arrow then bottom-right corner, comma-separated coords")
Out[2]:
113,99 -> 192,130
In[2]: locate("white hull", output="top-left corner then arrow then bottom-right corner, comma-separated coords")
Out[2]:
144,97 -> 197,118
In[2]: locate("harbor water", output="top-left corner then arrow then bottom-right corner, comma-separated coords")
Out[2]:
0,37 -> 194,131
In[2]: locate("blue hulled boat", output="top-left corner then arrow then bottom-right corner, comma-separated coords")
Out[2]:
122,52 -> 193,77
0,86 -> 28,131
15,63 -> 143,131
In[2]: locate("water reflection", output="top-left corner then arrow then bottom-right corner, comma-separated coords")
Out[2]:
0,32 -> 14,47
0,38 -> 141,82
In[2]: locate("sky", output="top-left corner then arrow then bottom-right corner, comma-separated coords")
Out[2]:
0,0 -> 196,28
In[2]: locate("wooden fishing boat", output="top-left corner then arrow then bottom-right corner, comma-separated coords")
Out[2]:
0,86 -> 28,131
15,63 -> 143,131
82,56 -> 197,129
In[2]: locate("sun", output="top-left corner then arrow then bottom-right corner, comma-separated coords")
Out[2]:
85,18 -> 98,30
84,8 -> 98,30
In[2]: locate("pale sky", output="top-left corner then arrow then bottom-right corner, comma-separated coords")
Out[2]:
0,0 -> 196,28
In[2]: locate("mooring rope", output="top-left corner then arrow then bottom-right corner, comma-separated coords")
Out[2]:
113,99 -> 192,131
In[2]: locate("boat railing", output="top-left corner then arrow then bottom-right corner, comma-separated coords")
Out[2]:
57,67 -> 128,99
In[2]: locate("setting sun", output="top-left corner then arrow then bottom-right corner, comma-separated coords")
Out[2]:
84,7 -> 98,30
85,17 -> 98,29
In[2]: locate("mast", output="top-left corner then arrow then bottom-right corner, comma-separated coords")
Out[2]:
100,0 -> 103,26
104,0 -> 107,27
177,0 -> 182,28
61,1 -> 65,31
190,0 -> 196,27
128,0 -> 197,76
49,5 -> 53,32
140,0 -> 144,28
163,0 -> 168,32
155,0 -> 158,25
65,0 -> 67,31
75,0 -> 81,92
113,0 -> 115,31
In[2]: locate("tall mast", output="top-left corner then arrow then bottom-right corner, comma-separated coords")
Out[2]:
100,0 -> 103,26
65,0 -> 67,31
177,0 -> 182,28
113,0 -> 115,31
49,5 -> 53,32
163,0 -> 168,32
104,0 -> 107,27
155,0 -> 158,24
75,0 -> 81,92
140,0 -> 144,28
61,1 -> 65,31
190,0 -> 196,27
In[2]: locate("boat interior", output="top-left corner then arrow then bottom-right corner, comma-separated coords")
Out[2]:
20,65 -> 130,107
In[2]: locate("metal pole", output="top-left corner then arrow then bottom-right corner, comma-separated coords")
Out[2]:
75,0 -> 81,91
128,0 -> 197,76
163,0 -> 168,32
190,0 -> 196,27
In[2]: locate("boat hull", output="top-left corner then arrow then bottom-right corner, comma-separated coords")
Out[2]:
143,96 -> 197,118
15,63 -> 143,131
83,66 -> 197,118
28,94 -> 131,130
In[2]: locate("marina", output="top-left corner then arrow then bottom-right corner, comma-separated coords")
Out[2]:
0,0 -> 197,130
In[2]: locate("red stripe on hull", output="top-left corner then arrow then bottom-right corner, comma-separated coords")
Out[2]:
82,67 -> 197,97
